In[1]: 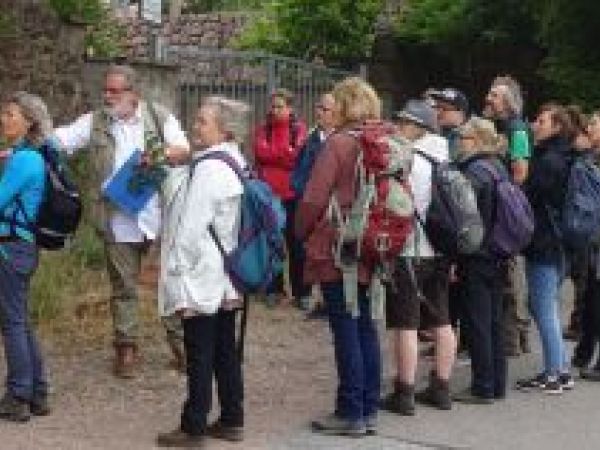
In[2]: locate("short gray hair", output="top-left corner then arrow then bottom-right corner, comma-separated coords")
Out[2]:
4,91 -> 53,147
105,64 -> 140,94
202,96 -> 251,146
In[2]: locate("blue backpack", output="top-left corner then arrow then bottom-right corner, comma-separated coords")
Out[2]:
291,128 -> 323,198
193,151 -> 287,293
560,155 -> 600,250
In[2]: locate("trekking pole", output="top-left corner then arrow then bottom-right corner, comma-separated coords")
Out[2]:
237,294 -> 249,363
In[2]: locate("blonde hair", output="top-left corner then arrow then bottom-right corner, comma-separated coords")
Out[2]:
202,96 -> 251,147
4,91 -> 53,147
460,116 -> 504,154
331,77 -> 381,126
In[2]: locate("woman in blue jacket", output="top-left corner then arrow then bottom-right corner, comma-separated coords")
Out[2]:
0,92 -> 49,422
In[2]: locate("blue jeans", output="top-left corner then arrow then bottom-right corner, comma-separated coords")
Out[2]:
526,259 -> 568,376
0,242 -> 47,401
321,282 -> 381,422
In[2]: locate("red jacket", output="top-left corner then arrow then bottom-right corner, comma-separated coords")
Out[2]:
253,115 -> 307,200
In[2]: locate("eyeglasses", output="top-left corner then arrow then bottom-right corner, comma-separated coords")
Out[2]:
459,134 -> 476,141
103,87 -> 132,95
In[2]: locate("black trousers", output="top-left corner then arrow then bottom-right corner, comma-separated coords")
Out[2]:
574,256 -> 600,367
459,259 -> 507,398
181,309 -> 244,435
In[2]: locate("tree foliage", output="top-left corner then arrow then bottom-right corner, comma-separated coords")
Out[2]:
394,0 -> 600,108
235,0 -> 384,63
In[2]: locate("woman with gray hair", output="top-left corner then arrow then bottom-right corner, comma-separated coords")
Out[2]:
157,96 -> 249,447
0,91 -> 51,422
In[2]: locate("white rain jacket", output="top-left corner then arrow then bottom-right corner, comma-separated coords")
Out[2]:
158,141 -> 245,316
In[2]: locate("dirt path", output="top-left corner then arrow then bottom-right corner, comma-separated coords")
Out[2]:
0,301 -> 341,449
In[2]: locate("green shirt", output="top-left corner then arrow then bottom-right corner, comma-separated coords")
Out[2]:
505,119 -> 532,161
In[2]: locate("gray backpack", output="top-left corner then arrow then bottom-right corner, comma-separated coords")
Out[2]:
414,150 -> 484,257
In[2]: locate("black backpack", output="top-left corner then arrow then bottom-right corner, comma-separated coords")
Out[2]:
16,142 -> 83,250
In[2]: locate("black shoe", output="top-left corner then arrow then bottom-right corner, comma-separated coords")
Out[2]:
206,420 -> 244,442
559,373 -> 575,391
379,382 -> 415,416
452,389 -> 494,405
311,413 -> 366,438
541,376 -> 563,395
0,393 -> 31,423
563,327 -> 580,342
29,392 -> 50,417
515,373 -> 547,392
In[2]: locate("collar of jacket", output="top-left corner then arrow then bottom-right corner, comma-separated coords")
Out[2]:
534,134 -> 570,154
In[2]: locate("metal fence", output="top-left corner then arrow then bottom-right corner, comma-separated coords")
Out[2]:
163,47 -> 355,135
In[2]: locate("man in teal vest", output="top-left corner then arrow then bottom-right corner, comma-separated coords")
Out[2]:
54,65 -> 190,378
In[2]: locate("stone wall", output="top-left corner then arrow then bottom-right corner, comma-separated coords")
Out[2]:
0,1 -> 87,123
122,12 -> 250,60
0,1 -> 182,125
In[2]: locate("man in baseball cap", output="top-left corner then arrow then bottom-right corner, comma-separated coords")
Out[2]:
429,88 -> 470,159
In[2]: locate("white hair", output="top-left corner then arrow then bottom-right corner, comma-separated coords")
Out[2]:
5,91 -> 53,146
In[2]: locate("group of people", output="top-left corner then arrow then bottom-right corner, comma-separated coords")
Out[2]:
1,63 -> 600,448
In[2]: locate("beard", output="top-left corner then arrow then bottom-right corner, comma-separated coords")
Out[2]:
104,98 -> 137,120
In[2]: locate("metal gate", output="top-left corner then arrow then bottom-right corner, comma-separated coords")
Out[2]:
164,47 -> 354,134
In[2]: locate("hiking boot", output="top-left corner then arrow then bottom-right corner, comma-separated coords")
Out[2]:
452,389 -> 494,405
206,420 -> 244,442
0,393 -> 31,423
365,414 -> 377,435
30,394 -> 51,416
379,381 -> 415,416
515,373 -> 547,391
580,367 -> 600,381
114,344 -> 138,379
156,429 -> 206,448
415,375 -> 452,411
559,373 -> 575,391
311,413 -> 366,438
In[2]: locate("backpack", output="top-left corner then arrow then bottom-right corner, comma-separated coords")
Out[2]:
16,141 -> 83,250
328,121 -> 415,268
414,150 -> 484,257
290,128 -> 323,198
193,151 -> 286,294
559,155 -> 600,250
470,159 -> 534,258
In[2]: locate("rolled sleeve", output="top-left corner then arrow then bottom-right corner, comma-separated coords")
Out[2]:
53,113 -> 93,155
163,114 -> 190,148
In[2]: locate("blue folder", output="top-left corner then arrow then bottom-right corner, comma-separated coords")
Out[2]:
102,150 -> 158,216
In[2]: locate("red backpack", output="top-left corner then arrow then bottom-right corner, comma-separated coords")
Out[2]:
328,121 -> 415,269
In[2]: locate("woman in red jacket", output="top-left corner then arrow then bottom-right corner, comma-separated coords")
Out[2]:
253,89 -> 307,306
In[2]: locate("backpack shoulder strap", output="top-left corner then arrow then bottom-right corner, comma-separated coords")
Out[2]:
413,149 -> 437,166
145,101 -> 170,145
191,151 -> 247,183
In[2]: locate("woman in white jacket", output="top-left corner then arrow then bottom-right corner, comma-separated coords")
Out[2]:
157,96 -> 250,448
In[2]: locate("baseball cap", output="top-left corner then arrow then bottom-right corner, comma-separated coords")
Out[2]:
393,99 -> 438,133
430,88 -> 469,114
